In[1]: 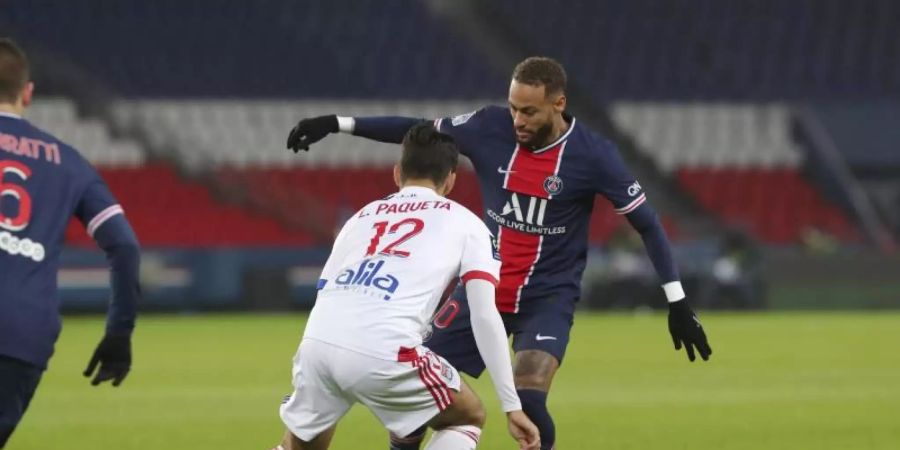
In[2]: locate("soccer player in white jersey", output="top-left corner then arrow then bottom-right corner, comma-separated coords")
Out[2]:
273,124 -> 540,450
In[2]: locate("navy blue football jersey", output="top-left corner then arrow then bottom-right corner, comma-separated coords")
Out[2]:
435,106 -> 646,313
0,112 -> 123,368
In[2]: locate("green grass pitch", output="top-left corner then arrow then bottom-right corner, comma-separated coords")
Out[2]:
9,312 -> 900,449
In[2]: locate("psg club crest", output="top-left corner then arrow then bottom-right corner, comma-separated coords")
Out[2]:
543,175 -> 564,196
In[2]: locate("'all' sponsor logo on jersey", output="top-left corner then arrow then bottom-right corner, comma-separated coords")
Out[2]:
502,193 -> 547,226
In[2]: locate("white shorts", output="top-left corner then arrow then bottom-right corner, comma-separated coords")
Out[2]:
279,338 -> 461,441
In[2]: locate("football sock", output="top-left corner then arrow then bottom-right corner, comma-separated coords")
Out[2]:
518,389 -> 556,450
423,425 -> 481,450
390,425 -> 427,450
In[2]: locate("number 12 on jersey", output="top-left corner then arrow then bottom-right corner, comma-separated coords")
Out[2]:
366,218 -> 424,258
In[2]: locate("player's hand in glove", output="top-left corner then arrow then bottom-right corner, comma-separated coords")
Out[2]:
507,410 -> 541,450
668,299 -> 712,362
83,335 -> 131,386
287,115 -> 339,152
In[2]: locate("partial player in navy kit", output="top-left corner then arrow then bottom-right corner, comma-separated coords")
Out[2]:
0,39 -> 141,447
287,57 -> 712,450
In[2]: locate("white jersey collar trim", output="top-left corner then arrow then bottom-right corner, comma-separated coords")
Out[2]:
532,117 -> 575,153
398,185 -> 440,197
531,117 -> 576,154
0,111 -> 23,120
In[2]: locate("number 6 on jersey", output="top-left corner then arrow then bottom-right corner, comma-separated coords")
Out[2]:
366,218 -> 424,258
0,160 -> 33,232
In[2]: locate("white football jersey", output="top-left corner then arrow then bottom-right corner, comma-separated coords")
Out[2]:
303,185 -> 501,361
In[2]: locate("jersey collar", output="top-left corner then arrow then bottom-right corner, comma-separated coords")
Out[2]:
398,185 -> 440,198
0,111 -> 23,120
530,117 -> 576,154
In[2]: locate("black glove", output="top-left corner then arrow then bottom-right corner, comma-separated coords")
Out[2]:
83,335 -> 131,386
668,300 -> 712,362
287,115 -> 339,153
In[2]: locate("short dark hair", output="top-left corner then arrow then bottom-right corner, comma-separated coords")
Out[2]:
512,56 -> 567,97
0,38 -> 29,103
400,123 -> 459,185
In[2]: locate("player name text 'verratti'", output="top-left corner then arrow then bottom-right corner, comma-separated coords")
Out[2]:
0,131 -> 62,164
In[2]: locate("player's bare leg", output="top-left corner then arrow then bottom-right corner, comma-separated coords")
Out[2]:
420,379 -> 485,449
389,379 -> 485,450
514,350 -> 560,450
275,426 -> 336,450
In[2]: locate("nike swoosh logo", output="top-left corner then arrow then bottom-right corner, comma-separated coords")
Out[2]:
535,334 -> 557,341
497,166 -> 516,174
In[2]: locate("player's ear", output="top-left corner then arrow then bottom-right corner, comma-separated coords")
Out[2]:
21,82 -> 34,108
441,171 -> 456,197
393,164 -> 402,188
553,93 -> 566,114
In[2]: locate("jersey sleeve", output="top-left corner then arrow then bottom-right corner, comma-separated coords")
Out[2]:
458,214 -> 501,286
592,139 -> 647,215
73,162 -> 124,238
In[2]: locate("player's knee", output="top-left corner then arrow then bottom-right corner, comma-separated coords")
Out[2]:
469,403 -> 487,428
453,397 -> 486,428
514,372 -> 552,390
513,350 -> 559,390
463,398 -> 487,428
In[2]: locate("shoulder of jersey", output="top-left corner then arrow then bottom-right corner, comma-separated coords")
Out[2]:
446,198 -> 483,228
446,105 -> 509,129
25,120 -> 85,163
481,105 -> 512,127
575,124 -> 619,159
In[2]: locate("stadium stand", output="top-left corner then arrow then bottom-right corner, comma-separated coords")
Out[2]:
489,0 -> 900,100
27,98 -> 144,166
21,99 -> 314,247
112,101 -> 491,168
612,102 -> 857,243
0,0 -> 503,98
6,0 -> 882,246
63,164 -> 316,248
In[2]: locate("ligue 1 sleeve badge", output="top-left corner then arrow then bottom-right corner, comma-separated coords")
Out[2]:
543,175 -> 564,196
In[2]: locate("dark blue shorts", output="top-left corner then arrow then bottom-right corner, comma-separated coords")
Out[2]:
424,285 -> 576,378
0,355 -> 43,448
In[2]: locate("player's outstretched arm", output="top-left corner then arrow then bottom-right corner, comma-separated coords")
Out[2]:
286,114 -> 425,152
83,214 -> 141,386
625,204 -> 712,362
467,278 -> 541,450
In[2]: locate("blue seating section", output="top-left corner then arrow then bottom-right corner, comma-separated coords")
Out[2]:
1,0 -> 504,98
489,0 -> 900,100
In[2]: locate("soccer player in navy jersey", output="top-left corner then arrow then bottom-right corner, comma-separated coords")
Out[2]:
286,57 -> 711,450
0,39 -> 141,447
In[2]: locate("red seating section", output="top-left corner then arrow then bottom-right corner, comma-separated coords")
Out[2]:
65,164 -> 314,247
71,164 -> 847,248
677,168 -> 858,243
